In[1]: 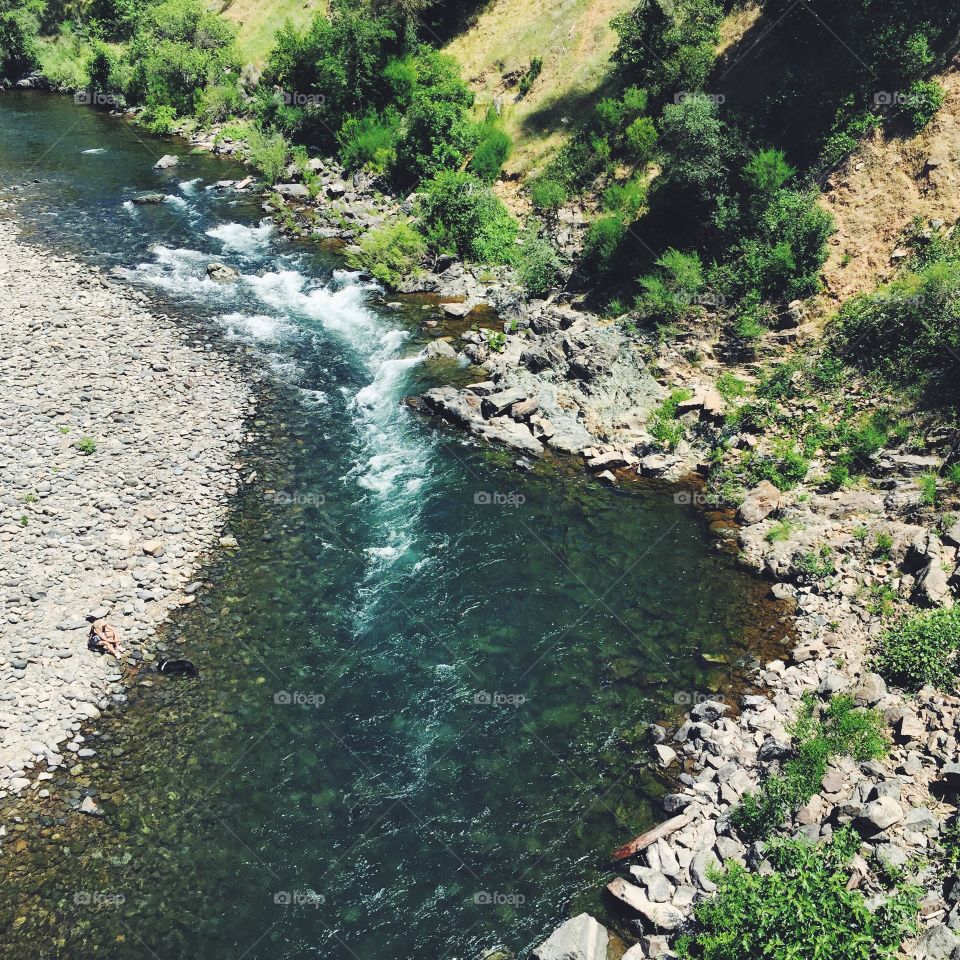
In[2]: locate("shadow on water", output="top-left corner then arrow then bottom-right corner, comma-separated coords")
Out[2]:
0,92 -> 794,960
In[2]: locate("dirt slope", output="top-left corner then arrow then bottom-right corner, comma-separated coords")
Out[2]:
820,62 -> 960,304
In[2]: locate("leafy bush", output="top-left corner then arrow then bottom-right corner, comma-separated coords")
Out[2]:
346,219 -> 425,286
649,388 -> 693,451
602,177 -> 647,217
612,0 -> 723,102
198,81 -> 244,124
733,695 -> 886,842
657,93 -> 729,211
261,5 -> 398,150
874,607 -> 960,692
624,115 -> 657,162
832,257 -> 960,397
676,827 -> 920,960
338,109 -> 401,174
517,56 -> 542,97
900,78 -> 945,132
417,170 -> 517,264
636,248 -> 704,325
743,147 -> 796,196
469,107 -> 512,183
582,215 -> 627,271
516,224 -> 561,298
141,103 -> 177,135
87,0 -> 139,41
390,49 -> 476,188
246,128 -> 290,185
529,177 -> 568,217
122,0 -> 238,116
0,0 -> 44,81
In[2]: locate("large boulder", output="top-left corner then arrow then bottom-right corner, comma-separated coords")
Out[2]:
911,561 -> 954,609
738,481 -> 782,525
274,183 -> 310,199
154,154 -> 179,169
206,263 -> 239,284
531,913 -> 610,960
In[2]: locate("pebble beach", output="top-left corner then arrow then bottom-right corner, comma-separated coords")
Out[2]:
0,220 -> 251,801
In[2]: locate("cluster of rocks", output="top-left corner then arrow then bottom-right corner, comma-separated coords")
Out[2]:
525,513 -> 960,960
413,299 -> 668,464
0,222 -> 251,805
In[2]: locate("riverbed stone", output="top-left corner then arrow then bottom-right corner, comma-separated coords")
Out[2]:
531,913 -> 609,960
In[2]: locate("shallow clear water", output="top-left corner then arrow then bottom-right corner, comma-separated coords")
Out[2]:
0,94 -> 787,960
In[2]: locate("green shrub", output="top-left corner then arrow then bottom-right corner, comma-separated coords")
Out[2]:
602,177 -> 647,216
582,215 -> 627,270
417,170 -> 518,264
611,0 -> 723,101
874,607 -> 960,692
650,388 -> 693,451
260,6 -> 397,151
900,79 -> 945,132
338,110 -> 401,174
744,147 -> 796,196
346,219 -> 425,286
792,545 -> 836,579
469,108 -> 512,183
0,0 -> 44,81
733,694 -> 886,842
715,372 -> 747,403
122,0 -> 239,117
624,115 -> 657,162
657,93 -> 729,210
636,248 -> 705,325
832,257 -> 960,397
873,529 -> 894,559
390,49 -> 476,188
747,443 -> 809,491
75,436 -> 97,455
246,128 -> 290,185
676,827 -> 920,960
516,224 -> 561,298
918,471 -> 938,506
517,56 -> 542,97
198,81 -> 244,124
529,177 -> 568,217
141,103 -> 177,135
87,0 -> 139,41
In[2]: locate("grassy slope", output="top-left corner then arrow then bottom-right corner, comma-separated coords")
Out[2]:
444,0 -> 636,175
212,0 -> 637,173
217,0 -> 327,65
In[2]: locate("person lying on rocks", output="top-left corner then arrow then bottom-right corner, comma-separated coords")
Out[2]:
88,620 -> 125,659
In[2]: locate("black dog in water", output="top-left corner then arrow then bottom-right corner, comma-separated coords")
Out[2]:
157,658 -> 199,678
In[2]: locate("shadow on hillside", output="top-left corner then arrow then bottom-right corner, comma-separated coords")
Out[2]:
520,82 -> 619,137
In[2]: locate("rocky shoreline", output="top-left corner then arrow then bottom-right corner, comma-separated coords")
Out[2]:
0,219 -> 252,809
6,99 -> 958,958
183,124 -> 960,959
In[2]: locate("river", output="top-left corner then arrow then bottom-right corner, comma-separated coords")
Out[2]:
0,92 -> 786,960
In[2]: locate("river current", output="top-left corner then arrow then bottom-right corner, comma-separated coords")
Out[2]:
0,93 -> 785,960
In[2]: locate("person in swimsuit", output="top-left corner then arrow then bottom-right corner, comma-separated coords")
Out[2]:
88,620 -> 125,659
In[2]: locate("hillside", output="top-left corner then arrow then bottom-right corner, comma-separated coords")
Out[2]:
444,0 -> 635,174
217,0 -> 326,64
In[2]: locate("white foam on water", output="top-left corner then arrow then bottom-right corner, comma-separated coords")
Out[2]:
117,244 -> 237,299
164,194 -> 189,209
217,311 -> 291,342
179,178 -> 203,195
82,147 -> 106,155
122,200 -> 136,213
207,220 -> 274,254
